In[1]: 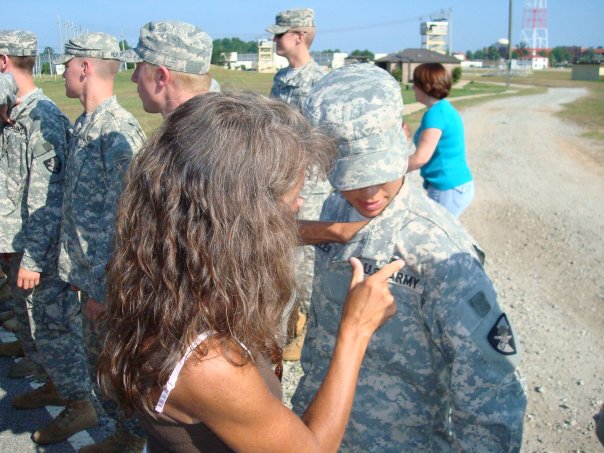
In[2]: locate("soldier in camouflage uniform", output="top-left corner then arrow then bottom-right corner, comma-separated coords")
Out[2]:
53,32 -> 147,453
0,30 -> 95,445
292,64 -> 527,452
266,8 -> 330,359
122,21 -> 216,118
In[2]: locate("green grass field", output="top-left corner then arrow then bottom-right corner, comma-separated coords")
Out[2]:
33,65 -> 603,143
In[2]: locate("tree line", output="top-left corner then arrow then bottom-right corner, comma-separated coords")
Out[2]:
466,44 -> 602,66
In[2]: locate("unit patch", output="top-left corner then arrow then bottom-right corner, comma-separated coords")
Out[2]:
487,313 -> 517,355
43,156 -> 62,174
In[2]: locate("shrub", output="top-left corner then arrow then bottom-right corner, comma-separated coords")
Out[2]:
391,68 -> 402,82
452,66 -> 462,84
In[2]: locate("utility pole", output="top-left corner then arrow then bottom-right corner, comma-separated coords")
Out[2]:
448,7 -> 453,56
47,48 -> 53,76
57,16 -> 63,53
120,30 -> 126,71
506,0 -> 513,89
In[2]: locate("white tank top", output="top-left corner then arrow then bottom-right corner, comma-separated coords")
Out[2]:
154,331 -> 252,413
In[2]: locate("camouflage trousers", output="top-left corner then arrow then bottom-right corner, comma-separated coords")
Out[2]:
10,253 -> 91,400
82,294 -> 145,438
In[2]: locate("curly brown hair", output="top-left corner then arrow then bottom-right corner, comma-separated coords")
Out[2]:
98,91 -> 334,416
413,62 -> 452,100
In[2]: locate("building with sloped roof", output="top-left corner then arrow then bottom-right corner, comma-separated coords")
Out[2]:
375,48 -> 460,83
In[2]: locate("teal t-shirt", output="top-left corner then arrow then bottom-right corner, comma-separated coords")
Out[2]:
413,99 -> 472,190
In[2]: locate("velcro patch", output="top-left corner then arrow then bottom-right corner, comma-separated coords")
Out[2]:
469,292 -> 491,317
43,156 -> 62,174
487,313 -> 517,355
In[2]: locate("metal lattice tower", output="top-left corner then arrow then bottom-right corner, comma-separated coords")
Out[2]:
521,0 -> 548,57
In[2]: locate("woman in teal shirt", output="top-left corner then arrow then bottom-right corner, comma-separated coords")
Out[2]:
407,63 -> 474,217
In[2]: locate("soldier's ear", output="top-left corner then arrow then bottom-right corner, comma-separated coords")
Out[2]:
155,66 -> 171,88
80,59 -> 90,76
0,54 -> 8,70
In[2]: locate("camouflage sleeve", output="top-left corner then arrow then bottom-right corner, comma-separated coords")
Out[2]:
88,120 -> 145,302
269,78 -> 279,99
20,109 -> 70,273
0,73 -> 18,108
424,255 -> 527,452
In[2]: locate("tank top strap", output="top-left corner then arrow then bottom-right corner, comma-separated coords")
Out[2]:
155,331 -> 216,413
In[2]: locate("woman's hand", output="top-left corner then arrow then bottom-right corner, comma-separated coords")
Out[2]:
340,257 -> 403,339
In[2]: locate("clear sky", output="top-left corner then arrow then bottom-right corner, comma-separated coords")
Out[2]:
5,0 -> 603,55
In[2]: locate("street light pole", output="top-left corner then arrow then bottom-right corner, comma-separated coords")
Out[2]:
506,0 -> 513,89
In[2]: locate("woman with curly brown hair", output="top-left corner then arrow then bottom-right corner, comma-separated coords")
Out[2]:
97,91 -> 403,452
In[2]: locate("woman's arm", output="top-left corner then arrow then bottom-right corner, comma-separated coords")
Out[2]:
298,220 -> 368,245
406,127 -> 442,172
168,258 -> 403,453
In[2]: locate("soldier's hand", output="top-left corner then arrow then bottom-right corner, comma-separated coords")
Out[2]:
17,267 -> 41,290
84,297 -> 106,321
0,101 -> 17,125
340,257 -> 402,339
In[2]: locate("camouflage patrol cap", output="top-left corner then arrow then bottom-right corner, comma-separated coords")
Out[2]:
0,73 -> 18,108
53,32 -> 123,65
304,63 -> 406,191
0,30 -> 37,57
121,21 -> 212,74
266,8 -> 315,34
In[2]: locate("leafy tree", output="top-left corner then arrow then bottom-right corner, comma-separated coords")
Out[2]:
211,38 -> 259,64
321,48 -> 342,53
118,40 -> 130,51
515,42 -> 528,58
466,50 -> 473,60
549,46 -> 573,65
40,46 -> 55,56
473,49 -> 485,60
485,45 -> 501,61
350,49 -> 375,61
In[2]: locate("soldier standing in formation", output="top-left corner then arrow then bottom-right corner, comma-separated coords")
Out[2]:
53,32 -> 147,452
0,30 -> 96,444
266,8 -> 330,360
292,63 -> 527,452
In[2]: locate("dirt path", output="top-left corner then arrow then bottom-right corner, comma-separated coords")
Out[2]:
461,87 -> 604,452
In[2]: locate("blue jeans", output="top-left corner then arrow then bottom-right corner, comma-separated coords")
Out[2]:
426,180 -> 475,218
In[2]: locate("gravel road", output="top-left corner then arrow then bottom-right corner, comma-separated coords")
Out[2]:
283,86 -> 604,452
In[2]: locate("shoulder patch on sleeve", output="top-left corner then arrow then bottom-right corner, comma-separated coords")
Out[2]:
43,156 -> 62,174
487,313 -> 517,355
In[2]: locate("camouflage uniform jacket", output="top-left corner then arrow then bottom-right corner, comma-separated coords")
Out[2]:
58,96 -> 145,302
271,60 -> 331,216
0,88 -> 71,273
269,59 -> 326,113
292,182 -> 527,452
